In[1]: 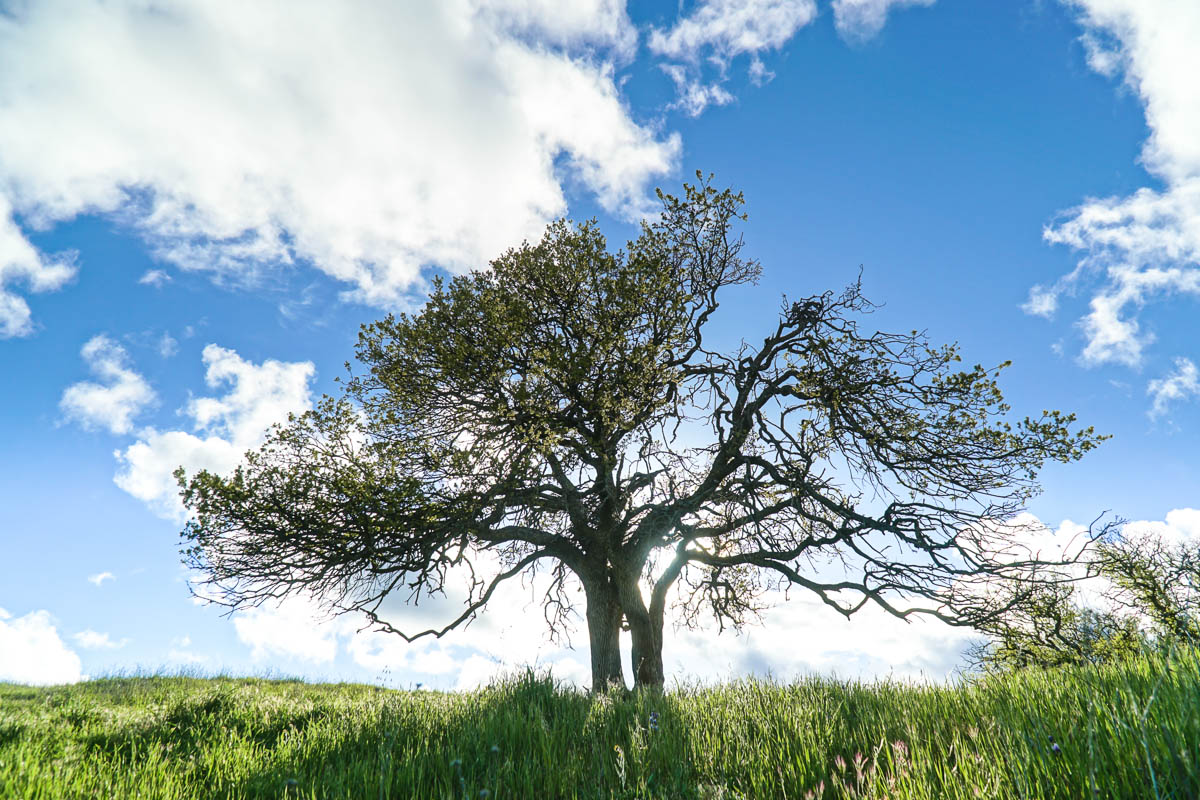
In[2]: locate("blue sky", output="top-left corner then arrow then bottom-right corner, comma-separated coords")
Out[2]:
2,0 -> 1199,689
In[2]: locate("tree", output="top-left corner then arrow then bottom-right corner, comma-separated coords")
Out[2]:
968,580 -> 1145,672
971,523 -> 1200,671
179,174 -> 1106,692
1097,527 -> 1200,643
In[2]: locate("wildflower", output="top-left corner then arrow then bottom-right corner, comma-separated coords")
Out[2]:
834,755 -> 846,772
490,744 -> 501,755
450,759 -> 462,769
1048,735 -> 1061,756
649,711 -> 660,732
479,791 -> 490,799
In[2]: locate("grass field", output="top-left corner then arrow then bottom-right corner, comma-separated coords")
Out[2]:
2,649 -> 1199,799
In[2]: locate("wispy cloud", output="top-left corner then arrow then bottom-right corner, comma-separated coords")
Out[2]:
73,629 -> 129,650
60,336 -> 157,436
1148,357 -> 1200,420
138,269 -> 171,288
87,571 -> 115,587
831,0 -> 935,43
157,332 -> 179,359
649,0 -> 817,117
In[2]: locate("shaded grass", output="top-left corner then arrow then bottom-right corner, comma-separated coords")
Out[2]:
2,649 -> 1199,799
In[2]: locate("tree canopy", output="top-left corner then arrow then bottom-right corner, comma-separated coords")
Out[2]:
179,175 -> 1106,691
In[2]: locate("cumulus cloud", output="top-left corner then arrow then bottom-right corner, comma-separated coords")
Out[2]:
115,344 -> 315,519
831,0 -> 935,42
1136,507 -> 1200,545
87,571 -> 115,587
1033,2 -> 1200,380
0,608 -> 84,685
0,0 -> 678,328
60,335 -> 157,436
649,0 -> 817,116
1147,357 -> 1200,420
73,629 -> 129,650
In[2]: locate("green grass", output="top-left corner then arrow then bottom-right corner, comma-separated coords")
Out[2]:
3,650 -> 1199,799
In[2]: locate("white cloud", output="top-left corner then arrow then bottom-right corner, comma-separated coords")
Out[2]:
185,345 -> 315,445
1022,283 -> 1060,318
157,332 -> 179,359
747,57 -> 774,86
469,0 -> 637,56
649,0 -> 817,61
233,595 -> 343,664
73,629 -> 128,650
660,64 -> 735,118
164,634 -> 209,665
1121,508 -> 1200,549
0,194 -> 76,338
87,571 -> 115,587
60,336 -> 157,436
649,0 -> 817,116
664,596 -> 975,685
166,648 -> 209,666
138,269 -> 171,288
1034,2 -> 1200,374
989,510 -> 1200,626
0,0 -> 678,327
831,0 -> 935,42
1147,357 -> 1200,419
211,510 -> 1200,689
115,344 -> 315,519
228,533 -> 991,690
0,608 -> 84,685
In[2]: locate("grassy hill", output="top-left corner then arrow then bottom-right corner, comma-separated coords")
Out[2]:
2,650 -> 1199,799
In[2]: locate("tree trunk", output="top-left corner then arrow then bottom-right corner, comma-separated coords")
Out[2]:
583,578 -> 625,693
616,573 -> 665,689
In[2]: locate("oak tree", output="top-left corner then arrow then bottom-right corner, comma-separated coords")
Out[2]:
179,176 -> 1105,691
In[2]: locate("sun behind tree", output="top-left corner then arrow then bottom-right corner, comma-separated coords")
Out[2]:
178,173 -> 1106,692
